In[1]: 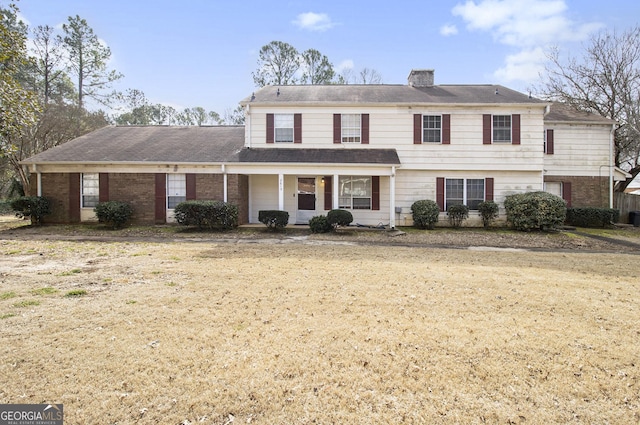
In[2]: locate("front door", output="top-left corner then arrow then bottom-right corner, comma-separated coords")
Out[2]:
297,177 -> 316,224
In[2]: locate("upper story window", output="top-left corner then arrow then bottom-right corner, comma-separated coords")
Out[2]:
493,115 -> 512,142
274,114 -> 294,143
167,174 -> 186,209
413,114 -> 450,144
341,114 -> 361,143
81,173 -> 99,208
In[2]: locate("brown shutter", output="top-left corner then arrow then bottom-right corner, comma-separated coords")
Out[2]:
442,114 -> 451,144
483,114 -> 492,144
333,114 -> 341,144
324,176 -> 332,210
413,114 -> 422,144
361,114 -> 369,144
294,113 -> 302,144
485,177 -> 494,201
372,176 -> 380,210
155,173 -> 166,224
186,174 -> 196,200
562,181 -> 572,207
436,177 -> 445,212
546,129 -> 554,154
266,113 -> 274,143
512,114 -> 521,145
69,173 -> 80,223
99,173 -> 109,203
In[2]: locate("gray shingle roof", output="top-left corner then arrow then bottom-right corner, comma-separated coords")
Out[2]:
241,84 -> 548,105
544,102 -> 615,124
238,148 -> 400,165
23,126 -> 245,163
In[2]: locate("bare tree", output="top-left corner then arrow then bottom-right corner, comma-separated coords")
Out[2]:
535,27 -> 640,190
336,67 -> 383,84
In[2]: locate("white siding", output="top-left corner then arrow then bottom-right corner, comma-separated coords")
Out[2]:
544,123 -> 611,176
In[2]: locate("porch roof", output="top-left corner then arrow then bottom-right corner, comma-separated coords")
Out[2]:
237,148 -> 400,165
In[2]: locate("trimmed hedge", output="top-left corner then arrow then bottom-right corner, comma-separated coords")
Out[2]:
174,200 -> 238,230
477,201 -> 499,228
327,209 -> 353,229
566,207 -> 619,228
94,201 -> 134,229
504,191 -> 566,231
11,196 -> 51,225
411,200 -> 440,230
447,204 -> 469,228
309,215 -> 332,233
258,210 -> 289,230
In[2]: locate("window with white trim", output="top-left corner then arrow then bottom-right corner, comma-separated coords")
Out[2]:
493,115 -> 511,142
341,114 -> 361,143
445,178 -> 485,210
423,115 -> 442,143
81,173 -> 99,208
274,114 -> 294,142
339,176 -> 372,209
167,174 -> 186,209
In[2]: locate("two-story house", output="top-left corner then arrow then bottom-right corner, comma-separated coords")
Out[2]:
21,70 -> 628,227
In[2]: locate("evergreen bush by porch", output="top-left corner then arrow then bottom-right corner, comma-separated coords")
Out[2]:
477,200 -> 499,228
309,215 -> 332,233
504,191 -> 566,231
566,207 -> 619,227
258,210 -> 289,230
11,196 -> 51,225
447,204 -> 469,228
411,200 -> 440,229
94,201 -> 134,229
174,200 -> 238,230
327,209 -> 353,229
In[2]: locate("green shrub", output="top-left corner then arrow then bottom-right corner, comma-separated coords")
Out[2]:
478,201 -> 499,228
174,200 -> 238,230
327,209 -> 353,228
504,191 -> 566,231
258,210 -> 289,230
411,200 -> 440,230
447,204 -> 469,228
94,201 -> 134,229
309,215 -> 332,233
10,196 -> 51,225
566,207 -> 619,227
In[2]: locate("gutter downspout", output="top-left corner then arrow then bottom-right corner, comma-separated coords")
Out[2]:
246,104 -> 251,149
31,164 -> 42,196
389,166 -> 396,229
609,124 -> 615,209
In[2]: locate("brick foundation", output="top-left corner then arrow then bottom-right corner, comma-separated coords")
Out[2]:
545,176 -> 610,208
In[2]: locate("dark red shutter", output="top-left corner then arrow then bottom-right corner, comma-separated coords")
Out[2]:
485,178 -> 494,201
483,114 -> 492,144
436,177 -> 445,212
333,114 -> 341,144
442,114 -> 451,144
361,114 -> 369,144
372,176 -> 380,210
563,181 -> 572,207
69,173 -> 80,223
324,176 -> 332,210
294,113 -> 302,144
546,129 -> 554,154
155,173 -> 166,224
512,114 -> 521,145
186,174 -> 196,200
266,113 -> 274,144
413,114 -> 422,144
99,173 -> 109,203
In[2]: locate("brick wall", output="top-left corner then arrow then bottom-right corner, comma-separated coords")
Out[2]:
195,174 -> 224,200
108,173 -> 157,224
545,176 -> 610,208
40,173 -> 73,223
228,174 -> 249,224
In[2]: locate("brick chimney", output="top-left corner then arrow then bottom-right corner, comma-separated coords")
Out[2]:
408,69 -> 434,87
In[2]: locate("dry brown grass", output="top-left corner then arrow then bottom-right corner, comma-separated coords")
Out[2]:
1,221 -> 639,424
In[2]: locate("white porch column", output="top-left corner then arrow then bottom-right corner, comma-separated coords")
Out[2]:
222,164 -> 228,203
333,173 -> 339,210
389,167 -> 396,229
278,173 -> 285,210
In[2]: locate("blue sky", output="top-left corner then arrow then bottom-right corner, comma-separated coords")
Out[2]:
13,0 -> 640,116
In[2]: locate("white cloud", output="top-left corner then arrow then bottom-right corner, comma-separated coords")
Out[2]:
336,59 -> 354,72
451,0 -> 602,85
440,24 -> 458,36
292,12 -> 335,32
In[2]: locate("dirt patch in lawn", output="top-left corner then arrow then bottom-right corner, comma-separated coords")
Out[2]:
1,217 -> 639,423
